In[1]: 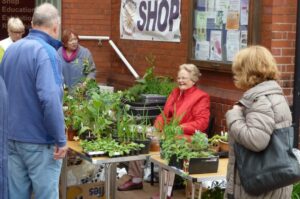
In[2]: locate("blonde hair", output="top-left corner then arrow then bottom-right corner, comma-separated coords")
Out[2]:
7,17 -> 25,32
179,64 -> 201,82
232,45 -> 279,89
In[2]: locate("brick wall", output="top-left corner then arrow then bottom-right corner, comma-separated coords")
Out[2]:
62,0 -> 112,83
269,0 -> 297,103
62,0 -> 297,133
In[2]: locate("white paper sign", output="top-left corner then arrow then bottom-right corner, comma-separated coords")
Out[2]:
120,0 -> 181,42
195,40 -> 210,60
210,30 -> 222,61
226,30 -> 240,61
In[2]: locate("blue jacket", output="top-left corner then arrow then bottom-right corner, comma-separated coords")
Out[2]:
0,29 -> 66,147
57,45 -> 96,88
0,77 -> 8,199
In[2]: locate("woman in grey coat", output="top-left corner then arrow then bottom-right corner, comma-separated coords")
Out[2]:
58,29 -> 96,88
0,76 -> 8,199
225,46 -> 292,199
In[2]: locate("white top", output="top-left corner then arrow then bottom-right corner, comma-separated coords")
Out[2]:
0,37 -> 13,51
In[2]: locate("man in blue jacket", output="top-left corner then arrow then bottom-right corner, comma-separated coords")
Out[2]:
0,76 -> 8,199
0,3 -> 67,199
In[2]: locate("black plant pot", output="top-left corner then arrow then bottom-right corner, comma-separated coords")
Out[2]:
188,156 -> 219,174
168,155 -> 183,170
135,138 -> 151,154
79,130 -> 97,141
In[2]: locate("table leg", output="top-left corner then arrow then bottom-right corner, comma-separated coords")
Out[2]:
60,155 -> 67,199
104,163 -> 117,199
191,182 -> 195,199
110,163 -> 117,199
198,183 -> 202,199
159,167 -> 164,199
151,162 -> 154,186
104,163 -> 111,199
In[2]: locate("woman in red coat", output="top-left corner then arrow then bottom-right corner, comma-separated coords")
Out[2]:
118,64 -> 210,198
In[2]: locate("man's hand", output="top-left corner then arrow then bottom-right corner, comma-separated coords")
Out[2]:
54,145 -> 68,160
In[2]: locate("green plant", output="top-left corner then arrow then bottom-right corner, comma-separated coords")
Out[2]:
292,182 -> 300,199
208,131 -> 228,146
82,58 -> 96,76
122,55 -> 176,102
202,181 -> 225,199
190,131 -> 209,151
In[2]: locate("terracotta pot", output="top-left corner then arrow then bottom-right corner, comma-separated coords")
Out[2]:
219,140 -> 229,152
150,137 -> 160,152
67,128 -> 77,141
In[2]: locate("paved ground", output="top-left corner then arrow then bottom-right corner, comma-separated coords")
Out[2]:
116,175 -> 186,199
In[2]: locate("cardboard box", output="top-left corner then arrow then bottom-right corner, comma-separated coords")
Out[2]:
67,182 -> 105,199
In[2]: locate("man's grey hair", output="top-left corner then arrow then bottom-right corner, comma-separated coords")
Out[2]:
32,3 -> 60,28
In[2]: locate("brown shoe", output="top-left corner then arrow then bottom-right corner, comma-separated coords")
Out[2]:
117,179 -> 143,191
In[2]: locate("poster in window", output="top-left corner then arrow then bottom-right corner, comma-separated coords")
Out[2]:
240,0 -> 249,25
210,30 -> 222,61
226,30 -> 240,61
240,30 -> 248,49
226,0 -> 240,30
194,10 -> 207,41
216,0 -> 229,23
195,40 -> 210,60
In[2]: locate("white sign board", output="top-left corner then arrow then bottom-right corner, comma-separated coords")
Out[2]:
120,0 -> 181,42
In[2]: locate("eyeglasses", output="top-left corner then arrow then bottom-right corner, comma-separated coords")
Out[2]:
177,77 -> 190,81
10,30 -> 24,35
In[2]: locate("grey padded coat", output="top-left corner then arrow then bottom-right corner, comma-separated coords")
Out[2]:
225,80 -> 293,199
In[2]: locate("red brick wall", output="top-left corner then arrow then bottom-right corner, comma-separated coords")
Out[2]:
269,0 -> 297,103
62,0 -> 112,83
62,0 -> 297,133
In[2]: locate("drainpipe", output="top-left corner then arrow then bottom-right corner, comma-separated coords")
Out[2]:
292,1 -> 300,147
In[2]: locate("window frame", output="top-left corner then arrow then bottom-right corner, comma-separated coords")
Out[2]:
187,0 -> 261,73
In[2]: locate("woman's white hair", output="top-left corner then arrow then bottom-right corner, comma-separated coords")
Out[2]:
32,3 -> 60,28
7,17 -> 24,32
179,64 -> 201,82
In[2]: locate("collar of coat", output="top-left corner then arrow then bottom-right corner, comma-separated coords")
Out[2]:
239,80 -> 283,108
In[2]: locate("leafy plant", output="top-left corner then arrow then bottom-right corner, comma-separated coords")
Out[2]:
122,55 -> 176,102
202,181 -> 225,199
292,182 -> 300,199
82,58 -> 96,76
190,131 -> 209,151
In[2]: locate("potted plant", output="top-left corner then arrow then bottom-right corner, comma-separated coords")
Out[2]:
218,131 -> 229,152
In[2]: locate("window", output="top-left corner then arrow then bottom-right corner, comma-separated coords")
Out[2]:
188,0 -> 260,72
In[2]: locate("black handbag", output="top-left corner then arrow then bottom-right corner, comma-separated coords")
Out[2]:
234,126 -> 300,196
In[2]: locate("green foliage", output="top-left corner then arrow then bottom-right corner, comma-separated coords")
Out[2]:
123,55 -> 176,102
292,182 -> 300,199
202,181 -> 225,199
191,131 -> 209,151
80,138 -> 145,157
159,115 -> 213,164
208,131 -> 228,146
82,58 -> 96,76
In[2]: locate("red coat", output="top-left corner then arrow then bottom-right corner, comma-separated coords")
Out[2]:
154,86 -> 210,136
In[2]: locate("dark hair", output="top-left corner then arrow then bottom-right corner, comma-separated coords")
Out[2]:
61,29 -> 79,48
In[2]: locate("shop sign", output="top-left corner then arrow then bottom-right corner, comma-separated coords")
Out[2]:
120,0 -> 181,42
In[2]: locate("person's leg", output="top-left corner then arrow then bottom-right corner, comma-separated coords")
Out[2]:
8,140 -> 32,199
28,145 -> 62,199
18,142 -> 62,199
118,160 -> 143,191
128,160 -> 144,182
